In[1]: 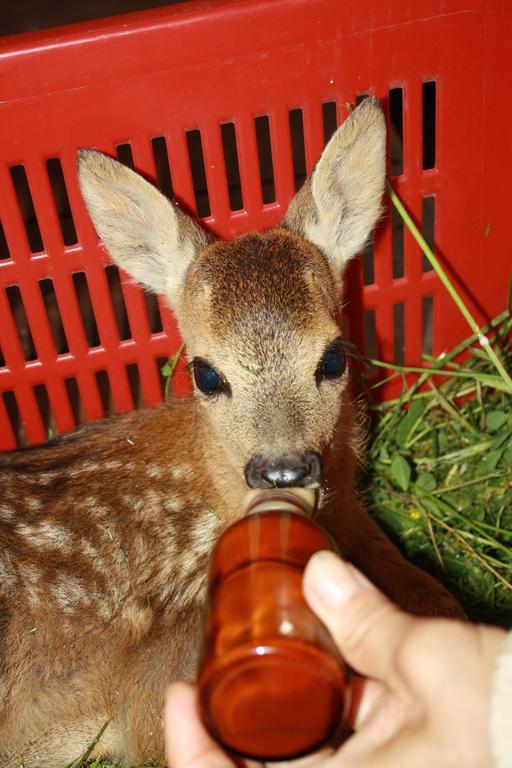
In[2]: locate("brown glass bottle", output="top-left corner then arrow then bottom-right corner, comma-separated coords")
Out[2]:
197,489 -> 347,762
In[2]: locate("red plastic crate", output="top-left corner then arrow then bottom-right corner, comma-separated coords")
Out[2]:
0,0 -> 511,450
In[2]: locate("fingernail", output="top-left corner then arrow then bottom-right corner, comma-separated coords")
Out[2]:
306,551 -> 361,608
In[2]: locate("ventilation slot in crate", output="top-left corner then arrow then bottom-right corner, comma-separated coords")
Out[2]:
46,158 -> 78,245
151,136 -> 174,200
289,108 -> 307,191
39,278 -> 69,354
106,265 -> 131,341
34,383 -> 57,439
221,123 -> 244,211
391,204 -> 404,279
389,87 -> 404,177
0,220 -> 9,260
423,81 -> 436,170
72,272 -> 100,347
116,142 -> 134,169
2,390 -> 27,448
422,296 -> 434,357
255,115 -> 275,204
6,285 -> 37,360
126,362 -> 143,408
362,238 -> 375,285
10,165 -> 44,253
364,309 -> 378,362
393,303 -> 405,365
95,369 -> 113,417
422,195 -> 435,271
144,292 -> 163,334
322,101 -> 337,145
186,129 -> 210,217
64,377 -> 82,428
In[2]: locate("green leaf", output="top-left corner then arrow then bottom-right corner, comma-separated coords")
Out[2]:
395,401 -> 427,447
205,503 -> 221,520
415,472 -> 437,492
486,410 -> 508,433
483,449 -> 504,471
238,360 -> 263,376
490,431 -> 511,451
161,341 -> 186,400
504,443 -> 512,466
379,446 -> 390,462
391,453 -> 411,492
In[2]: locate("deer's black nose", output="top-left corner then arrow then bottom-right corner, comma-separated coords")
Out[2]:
244,451 -> 322,489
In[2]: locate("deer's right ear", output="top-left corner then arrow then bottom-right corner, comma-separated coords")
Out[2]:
77,150 -> 211,307
284,97 -> 386,281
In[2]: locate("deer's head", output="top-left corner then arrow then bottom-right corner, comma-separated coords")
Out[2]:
78,98 -> 385,489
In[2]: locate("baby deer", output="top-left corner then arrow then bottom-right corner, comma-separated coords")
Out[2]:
0,98 -> 462,767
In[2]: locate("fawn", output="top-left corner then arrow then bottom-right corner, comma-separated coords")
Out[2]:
0,98 -> 462,767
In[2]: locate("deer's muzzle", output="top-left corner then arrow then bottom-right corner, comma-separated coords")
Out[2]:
244,451 -> 322,489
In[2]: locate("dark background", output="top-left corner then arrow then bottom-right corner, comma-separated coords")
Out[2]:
0,0 -> 188,36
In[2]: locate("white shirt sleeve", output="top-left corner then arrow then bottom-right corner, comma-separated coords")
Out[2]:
490,630 -> 512,768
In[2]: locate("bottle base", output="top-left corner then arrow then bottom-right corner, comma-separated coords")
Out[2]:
199,638 -> 346,762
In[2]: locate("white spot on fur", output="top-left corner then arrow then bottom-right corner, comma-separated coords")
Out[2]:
0,504 -> 14,521
104,460 -> 122,471
0,556 -> 16,589
143,489 -> 164,511
97,597 -> 113,620
80,537 -> 108,574
22,564 -> 41,584
25,497 -> 42,511
78,460 -> 100,473
121,494 -> 138,508
19,564 -> 43,608
117,600 -> 154,643
147,464 -> 163,479
192,514 -> 220,555
82,497 -> 109,517
171,463 -> 192,481
17,522 -> 72,549
164,496 -> 182,514
38,470 -> 59,486
51,574 -> 90,613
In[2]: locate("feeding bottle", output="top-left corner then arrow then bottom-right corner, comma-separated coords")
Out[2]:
197,488 -> 348,762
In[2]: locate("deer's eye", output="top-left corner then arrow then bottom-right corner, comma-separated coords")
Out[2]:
317,341 -> 346,382
193,360 -> 229,396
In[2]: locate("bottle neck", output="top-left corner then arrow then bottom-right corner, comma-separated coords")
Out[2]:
244,488 -> 316,518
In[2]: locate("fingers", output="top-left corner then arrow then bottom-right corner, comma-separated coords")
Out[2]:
303,551 -> 414,682
165,682 -> 237,768
269,747 -> 334,767
334,723 -> 430,768
348,677 -> 387,731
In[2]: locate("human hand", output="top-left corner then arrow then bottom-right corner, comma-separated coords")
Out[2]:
301,551 -> 505,768
165,552 -> 506,768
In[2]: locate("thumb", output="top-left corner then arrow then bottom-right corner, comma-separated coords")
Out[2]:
165,683 -> 238,768
303,551 -> 413,683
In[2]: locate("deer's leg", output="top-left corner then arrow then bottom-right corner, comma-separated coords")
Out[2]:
0,721 -> 122,768
117,607 -> 203,767
318,499 -> 465,619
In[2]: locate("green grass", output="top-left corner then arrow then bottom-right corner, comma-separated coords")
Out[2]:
362,311 -> 512,624
360,184 -> 512,626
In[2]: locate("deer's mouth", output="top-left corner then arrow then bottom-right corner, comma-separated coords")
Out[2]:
244,451 -> 322,489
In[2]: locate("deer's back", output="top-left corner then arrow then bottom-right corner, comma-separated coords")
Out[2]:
0,398 -> 220,764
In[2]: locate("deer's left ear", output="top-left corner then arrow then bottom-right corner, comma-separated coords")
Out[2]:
284,97 -> 386,277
